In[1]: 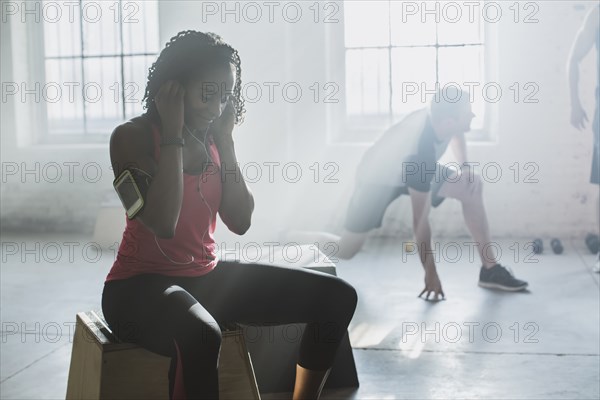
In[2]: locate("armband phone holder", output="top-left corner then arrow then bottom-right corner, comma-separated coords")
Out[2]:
113,169 -> 145,219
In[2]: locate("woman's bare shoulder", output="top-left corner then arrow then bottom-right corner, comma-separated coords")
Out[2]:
109,115 -> 158,176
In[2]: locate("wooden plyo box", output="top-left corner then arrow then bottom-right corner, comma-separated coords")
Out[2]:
66,310 -> 260,400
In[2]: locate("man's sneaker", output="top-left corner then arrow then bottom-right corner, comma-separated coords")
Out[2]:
478,264 -> 528,291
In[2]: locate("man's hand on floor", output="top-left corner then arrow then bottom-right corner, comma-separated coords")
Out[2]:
419,270 -> 445,301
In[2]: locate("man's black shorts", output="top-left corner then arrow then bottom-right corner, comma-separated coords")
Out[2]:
344,166 -> 451,233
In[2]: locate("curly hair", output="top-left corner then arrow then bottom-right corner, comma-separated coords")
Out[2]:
142,30 -> 245,124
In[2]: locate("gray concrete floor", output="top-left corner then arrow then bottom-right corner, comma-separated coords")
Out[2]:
1,233 -> 599,399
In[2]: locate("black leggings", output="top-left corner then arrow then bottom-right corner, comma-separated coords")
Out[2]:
101,260 -> 358,400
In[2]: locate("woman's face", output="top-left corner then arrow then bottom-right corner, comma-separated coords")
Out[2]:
183,63 -> 235,132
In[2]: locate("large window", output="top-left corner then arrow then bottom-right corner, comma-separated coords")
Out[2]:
342,0 -> 487,136
41,0 -> 159,143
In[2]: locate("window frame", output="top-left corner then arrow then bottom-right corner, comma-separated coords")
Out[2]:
25,0 -> 159,145
325,1 -> 498,145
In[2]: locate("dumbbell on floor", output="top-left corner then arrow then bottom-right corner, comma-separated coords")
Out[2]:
585,233 -> 599,254
550,238 -> 563,254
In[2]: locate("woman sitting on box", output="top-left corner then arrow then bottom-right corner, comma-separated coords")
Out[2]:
101,30 -> 357,400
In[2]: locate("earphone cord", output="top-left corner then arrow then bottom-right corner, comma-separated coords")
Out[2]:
184,123 -> 215,262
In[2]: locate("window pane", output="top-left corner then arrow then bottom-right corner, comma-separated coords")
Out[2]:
390,1 -> 436,46
438,46 -> 483,85
45,58 -> 84,134
344,1 -> 390,48
124,55 -> 156,118
391,47 -> 436,115
82,0 -> 120,56
42,0 -> 160,139
83,57 -> 122,134
438,46 -> 484,129
345,48 -> 390,116
122,0 -> 160,54
438,1 -> 483,45
43,0 -> 81,58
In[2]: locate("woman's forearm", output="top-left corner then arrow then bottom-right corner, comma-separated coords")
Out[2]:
142,144 -> 184,238
217,139 -> 255,234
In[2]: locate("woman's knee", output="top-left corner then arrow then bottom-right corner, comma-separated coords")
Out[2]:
163,288 -> 223,350
197,320 -> 222,349
322,277 -> 358,317
341,280 -> 358,310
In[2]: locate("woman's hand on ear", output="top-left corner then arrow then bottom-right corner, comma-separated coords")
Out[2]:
154,80 -> 185,138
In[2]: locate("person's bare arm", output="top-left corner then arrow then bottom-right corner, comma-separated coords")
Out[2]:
110,81 -> 186,238
568,6 -> 599,130
216,140 -> 255,235
409,187 -> 444,300
212,101 -> 255,235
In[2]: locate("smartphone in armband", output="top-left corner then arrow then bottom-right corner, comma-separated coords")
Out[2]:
113,169 -> 145,219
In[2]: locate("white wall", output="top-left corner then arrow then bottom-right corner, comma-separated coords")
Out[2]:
1,1 -> 598,243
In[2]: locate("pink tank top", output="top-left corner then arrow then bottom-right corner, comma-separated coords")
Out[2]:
104,122 -> 222,283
